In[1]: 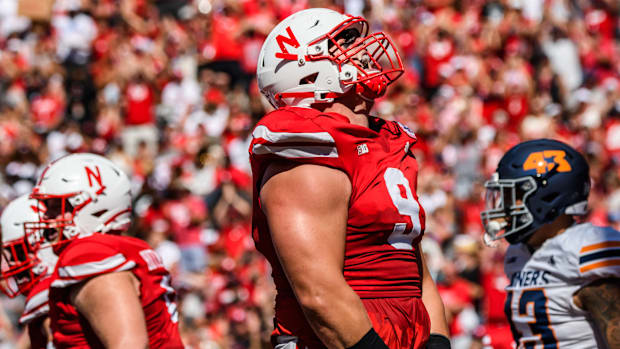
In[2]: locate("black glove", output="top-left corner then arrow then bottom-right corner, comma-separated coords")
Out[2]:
427,333 -> 451,349
347,328 -> 389,349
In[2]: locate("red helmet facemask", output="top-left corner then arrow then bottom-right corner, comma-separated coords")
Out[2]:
30,192 -> 83,254
0,222 -> 47,298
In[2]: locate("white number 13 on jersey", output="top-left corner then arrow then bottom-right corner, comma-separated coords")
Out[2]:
383,167 -> 422,250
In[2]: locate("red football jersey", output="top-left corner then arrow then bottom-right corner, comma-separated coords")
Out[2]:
20,275 -> 52,349
48,234 -> 183,349
250,107 -> 426,345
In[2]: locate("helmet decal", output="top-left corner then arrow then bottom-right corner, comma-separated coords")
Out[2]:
85,165 -> 106,194
275,26 -> 301,61
522,150 -> 572,175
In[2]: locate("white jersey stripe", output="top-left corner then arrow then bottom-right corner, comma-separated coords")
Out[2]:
160,275 -> 178,323
252,125 -> 335,144
19,304 -> 49,324
52,260 -> 136,288
58,253 -> 126,278
24,289 -> 49,313
252,144 -> 338,158
50,278 -> 82,288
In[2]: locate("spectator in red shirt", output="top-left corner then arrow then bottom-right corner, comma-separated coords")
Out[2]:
121,72 -> 158,158
30,79 -> 65,134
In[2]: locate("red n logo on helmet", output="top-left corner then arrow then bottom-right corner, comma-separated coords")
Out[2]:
85,166 -> 106,194
275,26 -> 300,61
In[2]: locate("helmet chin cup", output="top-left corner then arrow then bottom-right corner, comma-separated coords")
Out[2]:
355,75 -> 388,101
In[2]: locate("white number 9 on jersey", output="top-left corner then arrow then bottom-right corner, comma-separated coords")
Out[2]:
383,167 -> 422,250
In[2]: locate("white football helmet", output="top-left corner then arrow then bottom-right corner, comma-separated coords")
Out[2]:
257,8 -> 404,108
31,153 -> 132,245
0,194 -> 57,297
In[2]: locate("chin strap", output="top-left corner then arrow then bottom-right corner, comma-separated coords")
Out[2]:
275,75 -> 389,106
275,91 -> 342,105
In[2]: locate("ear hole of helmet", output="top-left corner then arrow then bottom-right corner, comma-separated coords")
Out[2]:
299,73 -> 319,85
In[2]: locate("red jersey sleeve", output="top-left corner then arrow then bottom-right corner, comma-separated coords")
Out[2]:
20,276 -> 52,325
51,239 -> 136,289
250,107 -> 348,175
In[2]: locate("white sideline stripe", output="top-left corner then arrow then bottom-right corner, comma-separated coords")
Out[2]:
24,289 -> 49,313
252,144 -> 338,158
19,305 -> 49,324
58,253 -> 126,278
52,261 -> 136,288
252,125 -> 334,143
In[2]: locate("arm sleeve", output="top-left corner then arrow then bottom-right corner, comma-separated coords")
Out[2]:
51,240 -> 136,288
249,109 -> 347,176
577,226 -> 620,281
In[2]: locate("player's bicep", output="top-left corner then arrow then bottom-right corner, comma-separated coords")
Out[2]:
574,278 -> 620,348
71,271 -> 148,349
260,163 -> 351,293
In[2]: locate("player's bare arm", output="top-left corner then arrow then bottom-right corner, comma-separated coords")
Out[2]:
260,162 -> 373,348
574,278 -> 620,348
70,271 -> 149,349
418,245 -> 450,337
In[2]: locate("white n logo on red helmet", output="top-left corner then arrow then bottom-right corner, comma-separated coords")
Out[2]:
85,166 -> 106,195
275,26 -> 300,61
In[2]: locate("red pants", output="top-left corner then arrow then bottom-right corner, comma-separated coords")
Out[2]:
273,297 -> 430,349
363,297 -> 430,349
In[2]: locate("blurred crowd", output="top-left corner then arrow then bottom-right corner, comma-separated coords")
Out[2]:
0,0 -> 618,348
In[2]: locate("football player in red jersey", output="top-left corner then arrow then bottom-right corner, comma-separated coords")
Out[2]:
29,153 -> 183,349
1,194 -> 57,348
251,8 -> 450,349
